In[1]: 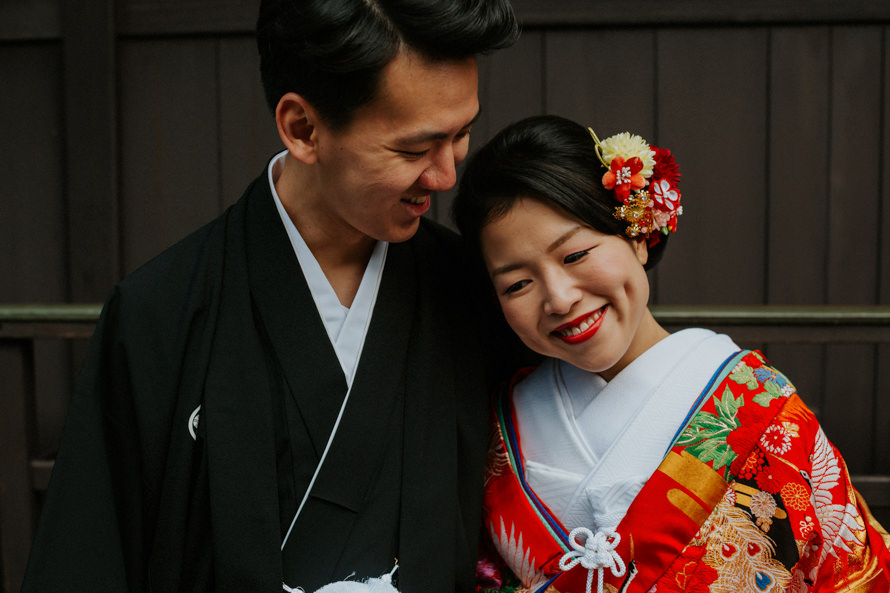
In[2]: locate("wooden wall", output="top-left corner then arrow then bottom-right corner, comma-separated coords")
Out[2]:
1,1 -> 889,590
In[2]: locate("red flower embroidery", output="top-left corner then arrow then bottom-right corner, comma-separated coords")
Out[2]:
659,546 -> 719,593
602,156 -> 645,201
755,464 -> 782,494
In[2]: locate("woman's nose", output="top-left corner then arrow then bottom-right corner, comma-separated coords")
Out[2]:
542,272 -> 582,317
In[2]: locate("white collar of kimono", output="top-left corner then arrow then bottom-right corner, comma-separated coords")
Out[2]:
513,328 -> 739,532
268,150 -> 388,387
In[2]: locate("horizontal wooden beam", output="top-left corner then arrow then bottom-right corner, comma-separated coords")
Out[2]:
3,1 -> 888,41
112,1 -> 890,38
511,0 -> 890,27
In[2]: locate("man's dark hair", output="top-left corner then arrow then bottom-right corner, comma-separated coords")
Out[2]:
256,0 -> 519,131
453,114 -> 669,271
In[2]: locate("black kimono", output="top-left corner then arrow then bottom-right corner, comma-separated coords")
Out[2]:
22,170 -> 498,593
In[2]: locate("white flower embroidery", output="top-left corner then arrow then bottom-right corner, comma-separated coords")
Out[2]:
760,425 -> 792,455
749,491 -> 777,522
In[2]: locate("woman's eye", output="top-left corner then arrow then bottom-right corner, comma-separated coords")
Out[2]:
504,279 -> 530,295
564,250 -> 589,264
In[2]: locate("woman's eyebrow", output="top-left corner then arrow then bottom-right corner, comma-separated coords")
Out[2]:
547,226 -> 583,252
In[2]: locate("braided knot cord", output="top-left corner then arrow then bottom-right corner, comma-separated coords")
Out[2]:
558,527 -> 626,593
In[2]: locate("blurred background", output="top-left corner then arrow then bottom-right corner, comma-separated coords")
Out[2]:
1,0 -> 889,590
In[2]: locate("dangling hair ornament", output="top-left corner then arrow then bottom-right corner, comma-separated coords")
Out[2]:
588,128 -> 682,246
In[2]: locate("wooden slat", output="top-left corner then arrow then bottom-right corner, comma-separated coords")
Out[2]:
119,0 -> 257,36
112,0 -> 890,36
822,26 -> 884,475
878,28 -> 890,477
217,38 -> 283,210
545,29 -> 656,140
63,0 -> 120,301
766,26 -> 831,425
0,0 -> 60,41
0,45 -> 67,303
654,28 -> 768,305
0,342 -> 37,593
118,39 -> 222,273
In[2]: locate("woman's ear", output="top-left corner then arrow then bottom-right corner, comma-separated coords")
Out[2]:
275,92 -> 320,165
632,237 -> 649,266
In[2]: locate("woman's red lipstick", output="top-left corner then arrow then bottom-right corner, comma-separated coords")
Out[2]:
552,306 -> 607,344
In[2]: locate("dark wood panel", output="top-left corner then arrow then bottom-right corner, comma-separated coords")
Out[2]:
545,29 -> 656,138
654,28 -> 768,305
63,0 -> 119,301
112,0 -> 890,37
217,37 -> 282,209
826,27 -> 882,305
0,0 -> 60,41
823,27 -> 884,475
766,27 -> 831,422
880,30 -> 890,477
767,27 -> 830,305
0,342 -> 37,593
119,39 -> 221,273
0,45 -> 67,302
119,0 -> 256,36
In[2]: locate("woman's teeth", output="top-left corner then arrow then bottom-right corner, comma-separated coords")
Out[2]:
557,308 -> 603,337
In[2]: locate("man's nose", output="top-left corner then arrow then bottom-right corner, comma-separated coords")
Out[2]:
419,146 -> 457,192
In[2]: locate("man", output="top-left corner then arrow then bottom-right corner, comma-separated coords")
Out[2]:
21,1 -> 519,591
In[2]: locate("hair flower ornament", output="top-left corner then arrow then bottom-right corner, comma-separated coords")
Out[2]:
589,128 -> 683,246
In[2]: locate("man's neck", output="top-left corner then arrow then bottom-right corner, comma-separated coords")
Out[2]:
274,155 -> 376,308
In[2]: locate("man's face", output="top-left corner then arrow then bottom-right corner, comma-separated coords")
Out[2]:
311,51 -> 479,244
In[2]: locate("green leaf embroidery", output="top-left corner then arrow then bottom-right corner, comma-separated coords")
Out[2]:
752,380 -> 784,406
676,387 -> 741,475
730,362 -> 758,390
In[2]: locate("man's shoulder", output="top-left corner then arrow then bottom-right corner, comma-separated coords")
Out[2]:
411,217 -> 465,270
117,212 -> 228,306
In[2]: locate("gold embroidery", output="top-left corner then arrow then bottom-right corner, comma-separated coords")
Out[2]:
733,483 -> 788,520
668,488 -> 712,525
660,451 -> 728,509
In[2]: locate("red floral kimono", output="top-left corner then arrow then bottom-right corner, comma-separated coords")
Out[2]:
480,350 -> 890,593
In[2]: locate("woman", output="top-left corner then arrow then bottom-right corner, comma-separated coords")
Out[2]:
452,115 -> 890,593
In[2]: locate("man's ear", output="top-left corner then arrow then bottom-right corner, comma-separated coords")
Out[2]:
275,92 -> 320,164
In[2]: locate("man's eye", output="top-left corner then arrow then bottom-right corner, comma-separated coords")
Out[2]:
398,149 -> 429,158
504,279 -> 530,295
564,250 -> 589,264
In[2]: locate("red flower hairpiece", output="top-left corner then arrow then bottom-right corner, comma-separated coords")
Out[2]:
589,128 -> 683,246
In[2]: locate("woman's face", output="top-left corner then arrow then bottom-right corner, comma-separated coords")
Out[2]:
480,197 -> 659,380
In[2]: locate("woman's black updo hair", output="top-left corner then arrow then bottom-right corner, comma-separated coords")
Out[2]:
453,114 -> 669,271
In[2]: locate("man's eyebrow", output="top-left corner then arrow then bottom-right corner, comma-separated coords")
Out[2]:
395,109 -> 481,145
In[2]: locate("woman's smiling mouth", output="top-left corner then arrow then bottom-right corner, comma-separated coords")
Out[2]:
552,305 -> 608,344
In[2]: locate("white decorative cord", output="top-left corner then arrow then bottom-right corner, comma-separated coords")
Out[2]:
558,527 -> 626,593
